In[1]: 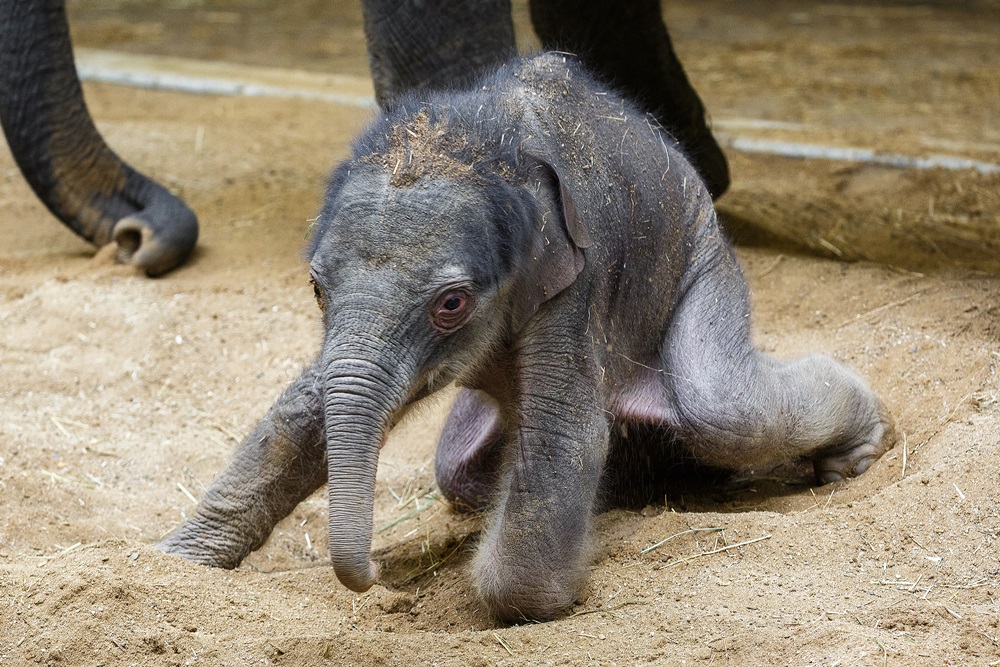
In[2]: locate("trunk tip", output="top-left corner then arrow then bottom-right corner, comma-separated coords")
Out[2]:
333,559 -> 378,593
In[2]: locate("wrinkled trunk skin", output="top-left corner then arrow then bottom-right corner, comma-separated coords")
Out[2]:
323,354 -> 410,593
0,0 -> 197,275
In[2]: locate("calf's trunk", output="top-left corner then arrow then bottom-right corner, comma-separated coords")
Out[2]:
323,356 -> 408,593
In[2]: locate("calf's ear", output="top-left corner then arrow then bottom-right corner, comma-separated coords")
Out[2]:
511,158 -> 592,331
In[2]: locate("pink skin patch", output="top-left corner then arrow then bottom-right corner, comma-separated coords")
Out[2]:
606,365 -> 672,425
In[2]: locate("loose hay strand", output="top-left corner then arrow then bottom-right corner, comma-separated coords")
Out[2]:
177,482 -> 198,505
824,486 -> 836,510
835,289 -> 927,329
901,431 -> 908,479
658,534 -> 773,569
53,416 -> 93,429
754,253 -> 785,278
377,493 -> 440,534
399,533 -> 471,585
939,389 -> 977,426
29,542 -> 82,562
570,599 -> 649,617
641,527 -> 724,555
50,416 -> 74,440
493,632 -> 514,656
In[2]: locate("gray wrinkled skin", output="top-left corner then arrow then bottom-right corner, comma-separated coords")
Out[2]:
157,54 -> 895,623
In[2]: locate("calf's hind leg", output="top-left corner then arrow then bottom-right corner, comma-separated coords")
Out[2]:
663,238 -> 896,482
434,389 -> 506,512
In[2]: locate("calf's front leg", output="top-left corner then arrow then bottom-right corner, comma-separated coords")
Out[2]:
472,317 -> 607,622
156,361 -> 326,567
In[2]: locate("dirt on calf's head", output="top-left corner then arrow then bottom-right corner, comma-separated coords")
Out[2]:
362,110 -> 478,188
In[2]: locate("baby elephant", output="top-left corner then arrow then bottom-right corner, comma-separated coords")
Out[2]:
157,53 -> 895,622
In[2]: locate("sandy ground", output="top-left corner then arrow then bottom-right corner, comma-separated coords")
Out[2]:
2,1 -> 999,665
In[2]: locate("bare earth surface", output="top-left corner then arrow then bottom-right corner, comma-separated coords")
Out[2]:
1,1 -> 999,665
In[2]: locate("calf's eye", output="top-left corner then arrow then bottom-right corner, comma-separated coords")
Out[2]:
432,289 -> 473,332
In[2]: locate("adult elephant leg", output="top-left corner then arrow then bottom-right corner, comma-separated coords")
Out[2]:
156,362 -> 327,568
360,0 -> 516,107
529,0 -> 730,198
0,0 -> 197,276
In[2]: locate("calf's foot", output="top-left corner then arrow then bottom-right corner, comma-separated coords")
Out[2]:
812,401 -> 897,484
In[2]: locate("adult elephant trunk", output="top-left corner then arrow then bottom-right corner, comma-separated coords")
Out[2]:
323,353 -> 410,593
0,0 -> 197,275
